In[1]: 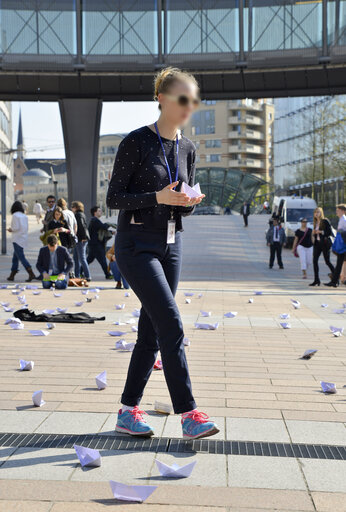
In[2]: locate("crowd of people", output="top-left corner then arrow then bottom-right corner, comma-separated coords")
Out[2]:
265,204 -> 346,287
6,195 -> 127,289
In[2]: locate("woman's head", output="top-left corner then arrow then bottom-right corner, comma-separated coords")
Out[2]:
71,201 -> 84,212
53,206 -> 63,221
57,198 -> 67,210
313,207 -> 324,225
300,217 -> 308,229
10,201 -> 24,215
154,67 -> 199,126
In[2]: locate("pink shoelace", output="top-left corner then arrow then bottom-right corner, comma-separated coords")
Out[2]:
129,406 -> 147,423
182,410 -> 209,423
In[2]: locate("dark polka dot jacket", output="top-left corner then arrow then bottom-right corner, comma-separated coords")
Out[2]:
106,126 -> 196,232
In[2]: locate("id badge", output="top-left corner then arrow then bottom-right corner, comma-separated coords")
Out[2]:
167,220 -> 176,244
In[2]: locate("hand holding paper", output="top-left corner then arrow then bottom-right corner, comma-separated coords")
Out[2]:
181,181 -> 202,199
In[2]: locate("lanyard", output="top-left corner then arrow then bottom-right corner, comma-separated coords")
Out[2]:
154,121 -> 179,185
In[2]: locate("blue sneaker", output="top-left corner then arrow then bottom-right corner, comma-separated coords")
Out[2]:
115,406 -> 154,437
181,410 -> 219,440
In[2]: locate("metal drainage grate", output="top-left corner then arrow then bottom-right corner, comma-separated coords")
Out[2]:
0,432 -> 346,460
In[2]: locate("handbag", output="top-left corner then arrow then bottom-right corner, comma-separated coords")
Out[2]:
332,232 -> 346,255
294,228 -> 309,258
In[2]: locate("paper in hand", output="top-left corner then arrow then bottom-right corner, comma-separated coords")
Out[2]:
19,359 -> 34,371
95,371 -> 107,390
195,322 -> 219,330
320,381 -> 337,394
155,459 -> 196,478
224,312 -> 237,318
301,349 -> 317,360
109,481 -> 157,503
29,330 -> 50,336
181,181 -> 202,198
32,390 -> 45,407
74,444 -> 101,467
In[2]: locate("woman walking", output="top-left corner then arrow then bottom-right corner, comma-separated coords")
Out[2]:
292,218 -> 313,279
309,207 -> 334,286
7,200 -> 37,282
106,67 -> 219,440
71,201 -> 91,281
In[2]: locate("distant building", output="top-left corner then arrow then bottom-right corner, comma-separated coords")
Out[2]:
98,133 -> 126,207
0,101 -> 14,210
183,99 -> 274,183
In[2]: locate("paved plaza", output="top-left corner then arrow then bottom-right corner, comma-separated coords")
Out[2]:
0,214 -> 346,511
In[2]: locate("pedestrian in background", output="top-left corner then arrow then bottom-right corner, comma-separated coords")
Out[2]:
7,200 -> 37,282
36,234 -> 73,290
48,207 -> 71,248
292,218 -> 313,279
22,199 -> 28,214
309,207 -> 334,287
325,203 -> 346,288
71,201 -> 91,281
106,242 -> 129,289
87,206 -> 113,279
241,201 -> 250,227
33,200 -> 43,223
266,217 -> 286,269
57,197 -> 77,238
41,195 -> 56,232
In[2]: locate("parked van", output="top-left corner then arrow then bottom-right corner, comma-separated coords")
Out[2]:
272,195 -> 317,247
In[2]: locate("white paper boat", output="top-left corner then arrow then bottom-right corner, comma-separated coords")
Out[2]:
19,359 -> 34,371
95,371 -> 107,390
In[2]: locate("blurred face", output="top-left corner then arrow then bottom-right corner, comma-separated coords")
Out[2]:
336,207 -> 345,218
54,210 -> 62,221
95,208 -> 102,218
158,80 -> 199,127
47,198 -> 55,208
315,209 -> 321,219
301,221 -> 307,229
48,243 -> 58,252
273,219 -> 278,226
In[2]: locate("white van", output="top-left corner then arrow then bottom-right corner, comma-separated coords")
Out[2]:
272,195 -> 317,247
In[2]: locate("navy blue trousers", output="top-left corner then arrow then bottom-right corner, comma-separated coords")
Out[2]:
114,225 -> 196,414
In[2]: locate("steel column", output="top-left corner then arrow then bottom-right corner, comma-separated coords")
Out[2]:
75,0 -> 83,66
238,0 -> 245,63
322,0 -> 328,57
157,0 -> 163,64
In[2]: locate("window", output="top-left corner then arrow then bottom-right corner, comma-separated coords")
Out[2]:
191,110 -> 215,135
206,154 -> 221,162
205,139 -> 222,148
269,113 -> 273,120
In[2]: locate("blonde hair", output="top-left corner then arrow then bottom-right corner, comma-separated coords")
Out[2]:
57,197 -> 67,210
154,67 -> 199,109
313,207 -> 325,228
71,200 -> 84,212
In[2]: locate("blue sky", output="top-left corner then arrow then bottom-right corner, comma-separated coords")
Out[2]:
12,101 -> 159,158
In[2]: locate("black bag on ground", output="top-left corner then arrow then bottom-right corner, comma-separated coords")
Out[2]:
14,308 -> 105,324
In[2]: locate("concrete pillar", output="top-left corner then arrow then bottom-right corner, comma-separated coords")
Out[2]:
59,99 -> 102,218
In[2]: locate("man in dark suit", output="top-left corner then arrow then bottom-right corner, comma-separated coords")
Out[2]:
240,201 -> 251,227
36,234 -> 73,289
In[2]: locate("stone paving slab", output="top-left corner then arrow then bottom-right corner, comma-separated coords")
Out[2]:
1,214 -> 346,510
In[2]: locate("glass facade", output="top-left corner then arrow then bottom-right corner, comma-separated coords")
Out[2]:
244,0 -> 323,53
191,110 -> 215,135
0,1 -> 343,67
195,167 -> 265,209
